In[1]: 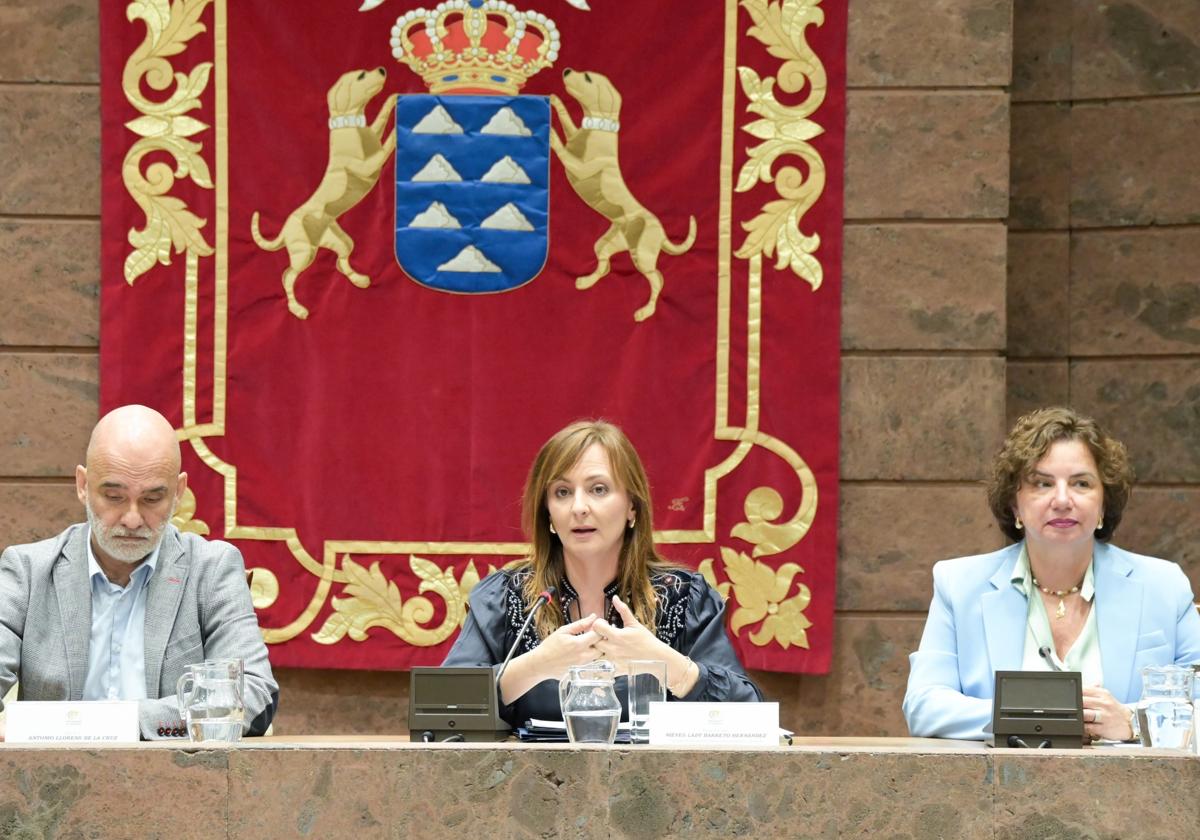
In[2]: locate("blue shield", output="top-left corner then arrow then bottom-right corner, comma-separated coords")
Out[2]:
394,95 -> 549,293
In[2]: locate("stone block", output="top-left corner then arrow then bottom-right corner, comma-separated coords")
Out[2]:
1071,98 -> 1200,228
0,482 -> 80,550
0,353 -> 97,476
1009,102 -> 1070,230
842,223 -> 1006,351
228,749 -> 408,839
1071,0 -> 1200,99
1118,486 -> 1200,589
1070,359 -> 1200,483
847,0 -> 1012,87
793,615 -> 926,737
1011,0 -> 1072,102
0,87 -> 99,216
406,747 -> 607,838
0,749 -> 228,836
1007,231 -> 1069,357
0,220 -> 100,347
841,356 -> 1007,481
839,484 -> 1003,611
609,748 -> 828,838
0,2 -> 98,83
1070,227 -> 1200,356
1006,360 -> 1069,429
993,753 -> 1200,839
845,92 -> 1009,220
829,752 -> 992,838
270,667 -> 410,737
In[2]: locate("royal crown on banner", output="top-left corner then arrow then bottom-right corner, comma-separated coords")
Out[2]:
390,0 -> 560,94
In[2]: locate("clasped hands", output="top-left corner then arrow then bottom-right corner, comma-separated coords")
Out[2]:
535,594 -> 665,677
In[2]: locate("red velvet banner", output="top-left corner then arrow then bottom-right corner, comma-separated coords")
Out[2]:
99,0 -> 846,674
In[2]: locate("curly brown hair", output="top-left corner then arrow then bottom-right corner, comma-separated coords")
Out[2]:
986,407 -> 1134,542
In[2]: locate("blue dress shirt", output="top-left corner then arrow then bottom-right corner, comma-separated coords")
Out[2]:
82,533 -> 161,701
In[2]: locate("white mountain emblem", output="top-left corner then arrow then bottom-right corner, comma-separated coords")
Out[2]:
412,105 -> 464,134
480,107 -> 532,137
480,203 -> 534,231
480,156 -> 531,184
408,201 -> 461,229
438,246 -> 501,273
411,154 -> 462,182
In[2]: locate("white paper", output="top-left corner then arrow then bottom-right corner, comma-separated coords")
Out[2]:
647,701 -> 779,746
6,701 -> 140,743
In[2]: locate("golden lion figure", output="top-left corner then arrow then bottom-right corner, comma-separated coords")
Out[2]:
550,68 -> 697,322
251,68 -> 397,320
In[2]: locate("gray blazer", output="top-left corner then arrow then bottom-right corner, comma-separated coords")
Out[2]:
0,523 -> 279,739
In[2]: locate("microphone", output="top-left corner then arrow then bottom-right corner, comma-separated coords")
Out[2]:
495,586 -> 557,687
1038,646 -> 1062,672
1007,735 -> 1051,749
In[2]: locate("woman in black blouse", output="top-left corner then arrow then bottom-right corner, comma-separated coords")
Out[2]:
443,419 -> 761,725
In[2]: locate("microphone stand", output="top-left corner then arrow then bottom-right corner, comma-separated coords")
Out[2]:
495,587 -> 557,688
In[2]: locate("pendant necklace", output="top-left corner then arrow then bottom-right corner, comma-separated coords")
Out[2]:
1032,576 -> 1082,619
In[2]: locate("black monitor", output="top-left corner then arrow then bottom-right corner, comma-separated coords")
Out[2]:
989,670 -> 1085,749
408,666 -> 511,742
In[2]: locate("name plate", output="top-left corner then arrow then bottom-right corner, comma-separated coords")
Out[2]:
647,701 -> 779,746
6,701 -> 140,743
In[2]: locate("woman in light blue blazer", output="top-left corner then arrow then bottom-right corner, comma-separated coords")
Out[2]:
904,407 -> 1200,741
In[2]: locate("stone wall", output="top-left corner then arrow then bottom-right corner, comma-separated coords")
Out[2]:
1007,0 -> 1200,604
10,1 -> 1190,739
783,0 -> 1012,735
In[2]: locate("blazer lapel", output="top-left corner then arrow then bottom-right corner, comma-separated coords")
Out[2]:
53,526 -> 93,701
143,527 -> 188,697
981,547 -> 1026,675
1094,543 -> 1139,702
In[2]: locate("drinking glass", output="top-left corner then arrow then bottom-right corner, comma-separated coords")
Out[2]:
1137,664 -> 1194,751
1192,663 -> 1200,756
628,660 -> 667,744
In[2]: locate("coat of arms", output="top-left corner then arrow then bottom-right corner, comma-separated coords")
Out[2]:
105,0 -> 844,676
390,4 -> 556,293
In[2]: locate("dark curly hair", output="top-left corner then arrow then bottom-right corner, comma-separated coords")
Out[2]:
986,407 -> 1134,542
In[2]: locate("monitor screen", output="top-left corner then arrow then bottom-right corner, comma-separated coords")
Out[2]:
998,672 -> 1081,711
413,667 -> 494,712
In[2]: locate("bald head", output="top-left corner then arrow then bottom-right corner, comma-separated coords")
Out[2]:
77,405 -> 187,571
86,404 -> 181,474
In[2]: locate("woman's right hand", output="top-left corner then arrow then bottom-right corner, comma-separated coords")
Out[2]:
498,613 -> 600,704
532,613 -> 601,680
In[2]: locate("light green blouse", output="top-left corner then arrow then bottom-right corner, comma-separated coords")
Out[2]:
1011,544 -> 1104,685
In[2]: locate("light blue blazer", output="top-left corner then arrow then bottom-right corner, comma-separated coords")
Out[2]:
903,541 -> 1200,740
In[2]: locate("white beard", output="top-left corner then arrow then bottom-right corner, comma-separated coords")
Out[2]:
86,499 -> 171,564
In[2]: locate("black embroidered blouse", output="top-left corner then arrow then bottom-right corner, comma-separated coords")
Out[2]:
442,566 -> 762,726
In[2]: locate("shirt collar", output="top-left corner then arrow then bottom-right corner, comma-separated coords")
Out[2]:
558,575 -> 621,624
86,527 -> 162,590
1010,543 -> 1095,602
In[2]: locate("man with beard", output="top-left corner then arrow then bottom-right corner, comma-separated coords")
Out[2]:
0,405 -> 278,739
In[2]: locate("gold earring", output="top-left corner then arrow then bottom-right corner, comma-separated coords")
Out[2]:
627,518 -> 635,530
1096,516 -> 1103,531
549,523 -> 557,535
1015,517 -> 1023,530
